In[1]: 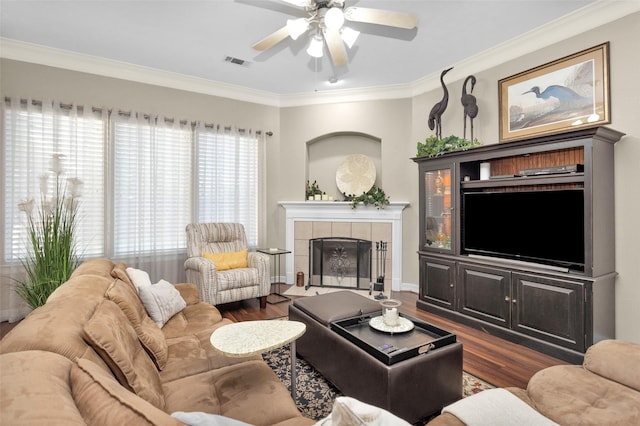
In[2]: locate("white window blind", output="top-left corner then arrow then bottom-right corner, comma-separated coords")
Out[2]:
112,114 -> 192,256
2,98 -> 106,261
195,124 -> 262,247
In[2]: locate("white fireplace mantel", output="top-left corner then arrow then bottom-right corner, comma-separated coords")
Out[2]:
279,201 -> 409,291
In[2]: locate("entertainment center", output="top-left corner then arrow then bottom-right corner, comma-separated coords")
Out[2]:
413,126 -> 624,362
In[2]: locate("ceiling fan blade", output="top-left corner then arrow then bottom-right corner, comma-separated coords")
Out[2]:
324,29 -> 347,67
279,0 -> 310,7
252,26 -> 290,51
344,7 -> 418,29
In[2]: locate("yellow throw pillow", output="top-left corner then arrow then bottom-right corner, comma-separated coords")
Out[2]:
203,249 -> 248,271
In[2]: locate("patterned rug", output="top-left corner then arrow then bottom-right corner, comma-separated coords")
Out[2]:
262,346 -> 495,421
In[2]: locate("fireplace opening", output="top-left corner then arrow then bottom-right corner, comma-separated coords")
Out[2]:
308,237 -> 372,290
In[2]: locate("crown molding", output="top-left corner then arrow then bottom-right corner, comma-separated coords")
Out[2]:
1,1 -> 638,108
0,38 -> 282,107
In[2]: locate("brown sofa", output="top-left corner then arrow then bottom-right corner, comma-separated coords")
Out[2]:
427,339 -> 640,426
0,258 -> 314,426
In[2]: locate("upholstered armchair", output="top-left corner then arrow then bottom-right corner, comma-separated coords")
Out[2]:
185,223 -> 270,308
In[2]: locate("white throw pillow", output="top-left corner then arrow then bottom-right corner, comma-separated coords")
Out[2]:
171,412 -> 252,426
315,396 -> 410,426
125,267 -> 152,293
138,279 -> 186,328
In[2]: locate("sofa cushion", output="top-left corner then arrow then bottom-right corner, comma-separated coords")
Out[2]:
111,262 -> 134,287
139,280 -> 187,328
106,280 -> 169,370
84,299 -> 166,409
583,339 -> 640,392
162,360 -> 303,425
0,350 -> 86,425
203,249 -> 248,271
72,358 -> 182,426
527,364 -> 640,425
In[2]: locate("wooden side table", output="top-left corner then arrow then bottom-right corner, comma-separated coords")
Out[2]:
257,248 -> 291,304
210,320 -> 306,400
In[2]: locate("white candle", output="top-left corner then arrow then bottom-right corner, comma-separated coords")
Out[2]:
384,307 -> 399,326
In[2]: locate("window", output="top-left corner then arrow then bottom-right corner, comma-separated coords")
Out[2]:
112,114 -> 192,256
196,124 -> 263,247
2,99 -> 105,261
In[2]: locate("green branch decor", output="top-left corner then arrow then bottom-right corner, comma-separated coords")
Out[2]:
305,180 -> 323,199
416,135 -> 481,158
16,154 -> 83,309
345,186 -> 390,209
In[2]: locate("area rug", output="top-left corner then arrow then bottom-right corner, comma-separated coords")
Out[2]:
262,346 -> 495,421
283,285 -> 384,300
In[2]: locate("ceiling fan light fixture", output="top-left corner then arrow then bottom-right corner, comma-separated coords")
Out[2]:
324,7 -> 344,30
286,18 -> 309,40
340,26 -> 359,48
307,35 -> 324,58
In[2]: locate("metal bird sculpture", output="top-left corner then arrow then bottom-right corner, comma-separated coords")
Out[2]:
522,85 -> 586,102
461,75 -> 478,141
428,67 -> 453,140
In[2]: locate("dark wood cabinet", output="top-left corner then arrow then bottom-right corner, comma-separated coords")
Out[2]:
414,127 -> 624,363
419,256 -> 455,310
458,263 -> 510,327
512,273 -> 585,352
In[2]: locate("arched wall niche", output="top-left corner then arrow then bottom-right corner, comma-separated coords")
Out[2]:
306,131 -> 382,200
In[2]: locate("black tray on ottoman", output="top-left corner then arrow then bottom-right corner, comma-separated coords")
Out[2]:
289,291 -> 463,424
331,313 -> 457,365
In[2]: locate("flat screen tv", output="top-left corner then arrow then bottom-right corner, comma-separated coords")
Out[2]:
461,189 -> 585,272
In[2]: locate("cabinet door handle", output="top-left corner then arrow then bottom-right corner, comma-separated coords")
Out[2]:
512,299 -> 517,304
504,296 -> 510,302
450,284 -> 454,288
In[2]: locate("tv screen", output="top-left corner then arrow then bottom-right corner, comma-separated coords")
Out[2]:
461,189 -> 585,271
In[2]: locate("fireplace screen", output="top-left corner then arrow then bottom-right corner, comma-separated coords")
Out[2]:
308,237 -> 372,290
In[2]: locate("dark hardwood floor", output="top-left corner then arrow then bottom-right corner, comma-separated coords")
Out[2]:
1,287 -> 569,389
216,287 -> 569,389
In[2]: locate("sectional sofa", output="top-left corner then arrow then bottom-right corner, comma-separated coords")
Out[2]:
428,339 -> 640,425
0,258 -> 313,425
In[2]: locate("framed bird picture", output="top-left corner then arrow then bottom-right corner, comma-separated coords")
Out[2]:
498,42 -> 610,143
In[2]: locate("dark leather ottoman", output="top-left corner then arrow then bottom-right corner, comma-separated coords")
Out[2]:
289,291 -> 463,424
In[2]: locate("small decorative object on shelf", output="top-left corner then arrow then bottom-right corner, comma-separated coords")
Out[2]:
416,135 -> 481,158
345,186 -> 390,209
305,180 -> 323,200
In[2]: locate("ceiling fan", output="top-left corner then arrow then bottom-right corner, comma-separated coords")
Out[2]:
252,0 -> 418,67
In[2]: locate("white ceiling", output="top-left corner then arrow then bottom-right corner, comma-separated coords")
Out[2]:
0,0 -> 622,98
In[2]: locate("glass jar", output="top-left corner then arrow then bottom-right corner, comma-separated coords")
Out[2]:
380,299 -> 402,326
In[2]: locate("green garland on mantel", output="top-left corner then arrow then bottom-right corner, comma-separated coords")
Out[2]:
416,135 -> 481,158
344,186 -> 390,209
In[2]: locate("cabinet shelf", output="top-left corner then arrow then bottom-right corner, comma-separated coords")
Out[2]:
461,172 -> 585,189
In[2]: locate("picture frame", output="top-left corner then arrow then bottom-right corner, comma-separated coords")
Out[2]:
498,42 -> 610,143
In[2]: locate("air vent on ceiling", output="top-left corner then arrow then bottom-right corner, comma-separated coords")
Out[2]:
225,56 -> 247,66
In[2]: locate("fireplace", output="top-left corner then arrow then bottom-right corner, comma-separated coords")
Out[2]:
308,237 -> 372,290
279,201 -> 409,292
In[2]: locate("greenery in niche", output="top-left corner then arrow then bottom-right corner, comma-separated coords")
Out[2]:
345,186 -> 390,209
305,180 -> 324,199
16,154 -> 82,309
416,135 -> 481,158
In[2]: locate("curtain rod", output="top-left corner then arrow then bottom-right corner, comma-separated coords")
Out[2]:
3,96 -> 272,136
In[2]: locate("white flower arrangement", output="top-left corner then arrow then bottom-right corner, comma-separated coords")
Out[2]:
15,154 -> 83,309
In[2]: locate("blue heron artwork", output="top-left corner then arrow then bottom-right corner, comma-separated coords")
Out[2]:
507,60 -> 596,132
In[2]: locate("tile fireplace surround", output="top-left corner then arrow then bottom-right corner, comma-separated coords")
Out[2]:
279,201 -> 409,292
